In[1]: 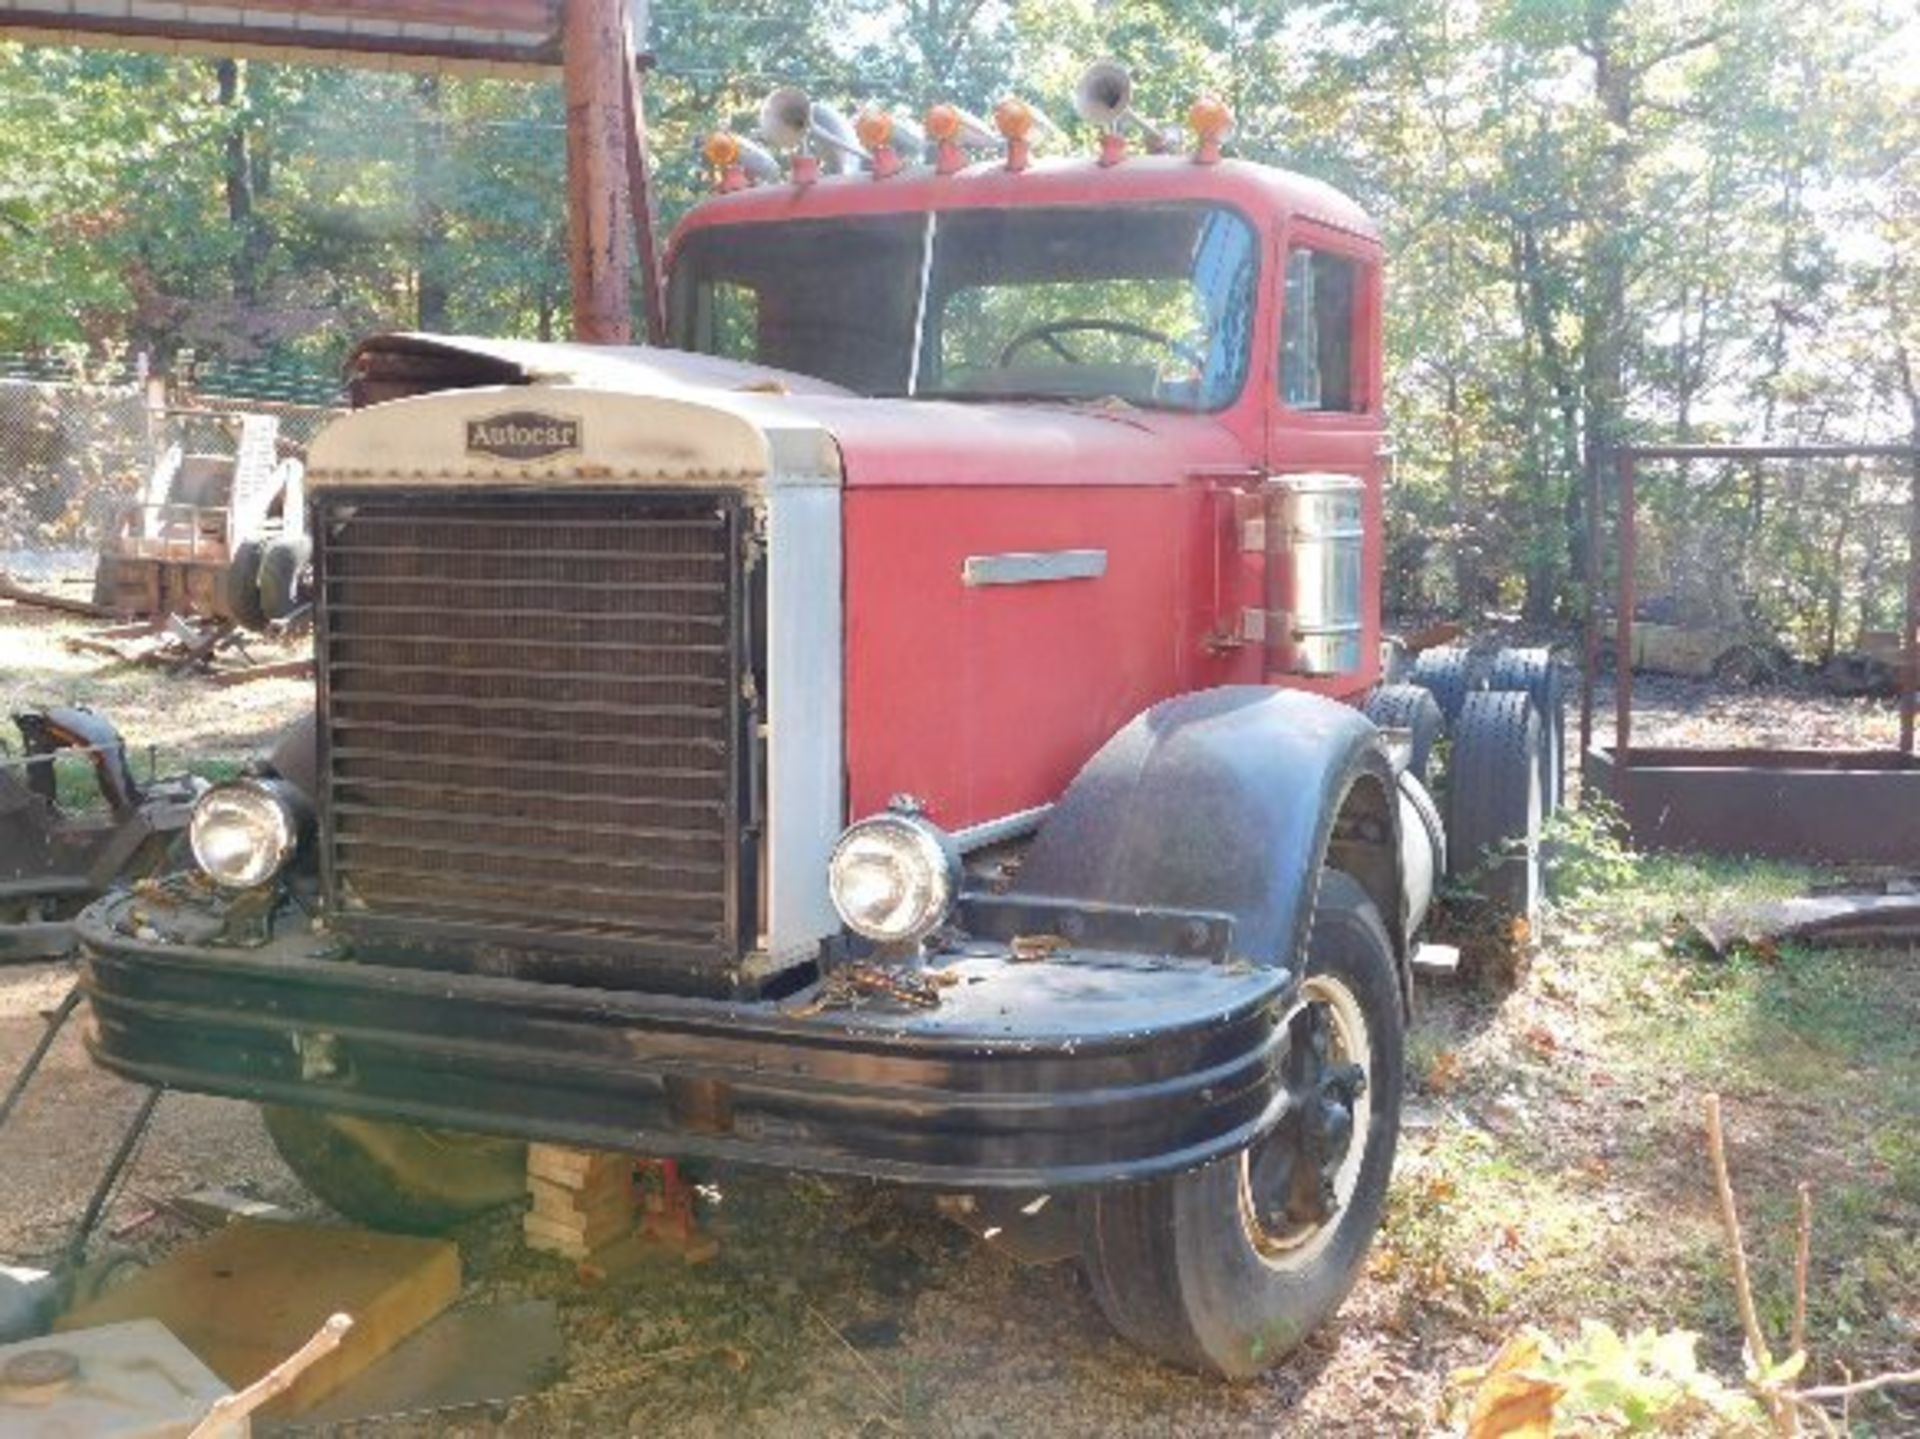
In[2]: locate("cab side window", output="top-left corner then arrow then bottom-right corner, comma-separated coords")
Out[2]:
1280,246 -> 1363,412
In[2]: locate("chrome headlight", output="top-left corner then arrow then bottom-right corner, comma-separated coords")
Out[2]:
828,811 -> 960,945
189,778 -> 304,890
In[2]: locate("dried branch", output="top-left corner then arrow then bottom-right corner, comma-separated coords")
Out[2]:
805,1303 -> 906,1432
1791,1181 -> 1811,1359
1794,1369 -> 1920,1404
189,1312 -> 351,1438
1704,1096 -> 1774,1371
1703,1094 -> 1791,1434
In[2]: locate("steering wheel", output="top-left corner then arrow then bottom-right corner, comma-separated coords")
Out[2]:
997,317 -> 1207,373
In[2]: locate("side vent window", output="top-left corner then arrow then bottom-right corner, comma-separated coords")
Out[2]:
694,280 -> 760,362
1280,246 -> 1363,413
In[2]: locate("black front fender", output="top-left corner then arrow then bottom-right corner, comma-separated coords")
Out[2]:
1006,686 -> 1402,980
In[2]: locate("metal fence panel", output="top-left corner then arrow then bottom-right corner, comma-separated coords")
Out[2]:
1,377 -> 340,582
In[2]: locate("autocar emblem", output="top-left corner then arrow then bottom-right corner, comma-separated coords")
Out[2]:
465,410 -> 582,462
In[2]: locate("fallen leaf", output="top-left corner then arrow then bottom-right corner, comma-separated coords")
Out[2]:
1427,1049 -> 1465,1094
1463,1332 -> 1566,1439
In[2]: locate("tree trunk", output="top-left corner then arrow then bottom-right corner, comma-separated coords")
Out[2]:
414,75 -> 450,332
1579,10 -> 1634,622
216,59 -> 266,312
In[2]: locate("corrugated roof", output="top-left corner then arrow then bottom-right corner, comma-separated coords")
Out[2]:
0,0 -> 565,76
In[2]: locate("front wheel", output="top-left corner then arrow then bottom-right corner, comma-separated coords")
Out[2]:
261,1106 -> 527,1234
1077,871 -> 1404,1377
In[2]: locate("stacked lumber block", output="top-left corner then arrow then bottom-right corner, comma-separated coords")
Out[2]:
523,1145 -> 638,1259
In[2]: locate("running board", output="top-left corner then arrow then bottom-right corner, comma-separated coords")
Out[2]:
1409,942 -> 1460,978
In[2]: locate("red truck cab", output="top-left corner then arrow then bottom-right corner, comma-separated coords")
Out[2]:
80,75 -> 1553,1379
666,152 -> 1389,826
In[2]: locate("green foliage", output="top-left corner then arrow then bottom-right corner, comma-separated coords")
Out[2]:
1520,1321 -> 1769,1433
1544,797 -> 1641,904
0,2 -> 1915,636
1547,1321 -> 1767,1432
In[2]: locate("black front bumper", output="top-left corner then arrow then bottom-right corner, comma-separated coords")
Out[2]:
80,896 -> 1294,1190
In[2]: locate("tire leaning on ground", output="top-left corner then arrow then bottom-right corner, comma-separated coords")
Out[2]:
1077,871 -> 1405,1378
256,536 -> 312,623
1484,647 -> 1566,815
219,539 -> 269,632
1407,645 -> 1477,725
261,1107 -> 527,1235
1362,683 -> 1447,784
1445,691 -> 1545,926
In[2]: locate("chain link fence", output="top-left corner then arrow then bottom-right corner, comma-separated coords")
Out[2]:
0,356 -> 342,585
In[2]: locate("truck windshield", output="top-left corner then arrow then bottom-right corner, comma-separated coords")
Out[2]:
668,202 -> 1257,411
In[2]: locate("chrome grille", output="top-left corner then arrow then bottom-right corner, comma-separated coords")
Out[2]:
315,489 -> 745,991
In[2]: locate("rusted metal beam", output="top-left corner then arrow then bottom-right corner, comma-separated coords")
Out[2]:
1905,444 -> 1919,755
0,0 -> 557,34
0,0 -> 562,72
1584,441 -> 1920,777
563,0 -> 633,344
1614,448 -> 1636,770
621,27 -> 666,345
1580,450 -> 1602,762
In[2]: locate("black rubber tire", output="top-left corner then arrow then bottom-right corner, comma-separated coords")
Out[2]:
1445,691 -> 1544,925
221,539 -> 269,631
1408,645 -> 1477,724
262,1106 -> 527,1235
1077,871 -> 1404,1378
1484,648 -> 1566,815
1363,684 -> 1445,783
256,536 -> 312,622
267,712 -> 318,799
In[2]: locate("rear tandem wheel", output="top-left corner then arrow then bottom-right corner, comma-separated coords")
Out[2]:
1444,690 -> 1545,927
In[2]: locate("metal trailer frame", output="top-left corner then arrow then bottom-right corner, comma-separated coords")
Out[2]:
1580,442 -> 1920,863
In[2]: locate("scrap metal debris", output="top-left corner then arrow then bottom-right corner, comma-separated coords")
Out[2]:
64,612 -> 312,686
1680,885 -> 1920,960
1009,933 -> 1069,963
787,963 -> 956,1015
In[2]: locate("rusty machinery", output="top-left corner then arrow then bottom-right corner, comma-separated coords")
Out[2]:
91,411 -> 310,630
1581,442 -> 1920,864
1,708 -> 203,961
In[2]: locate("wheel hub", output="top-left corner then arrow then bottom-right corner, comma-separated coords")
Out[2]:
1244,986 -> 1372,1255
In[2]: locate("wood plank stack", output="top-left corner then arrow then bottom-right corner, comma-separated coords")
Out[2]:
523,1144 -> 638,1260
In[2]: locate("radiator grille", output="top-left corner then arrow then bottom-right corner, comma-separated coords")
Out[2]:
315,490 -> 745,989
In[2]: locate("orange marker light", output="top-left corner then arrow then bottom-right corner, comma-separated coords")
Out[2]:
923,104 -> 962,144
703,130 -> 749,191
856,108 -> 901,177
993,98 -> 1034,141
924,104 -> 967,174
1187,97 -> 1234,164
857,109 -> 894,151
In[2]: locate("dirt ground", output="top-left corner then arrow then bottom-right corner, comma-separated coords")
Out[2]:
3,598 -> 1916,1436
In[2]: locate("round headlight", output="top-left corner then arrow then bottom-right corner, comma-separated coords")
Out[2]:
828,812 -> 960,944
189,778 -> 303,890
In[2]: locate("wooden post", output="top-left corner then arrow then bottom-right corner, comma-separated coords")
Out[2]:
563,0 -> 633,344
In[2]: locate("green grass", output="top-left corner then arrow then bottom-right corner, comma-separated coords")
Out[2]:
33,749 -> 245,811
1405,837 -> 1920,1430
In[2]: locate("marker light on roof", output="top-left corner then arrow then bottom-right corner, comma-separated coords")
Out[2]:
856,108 -> 902,178
702,131 -> 749,192
994,97 -> 1035,172
1188,97 -> 1234,164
